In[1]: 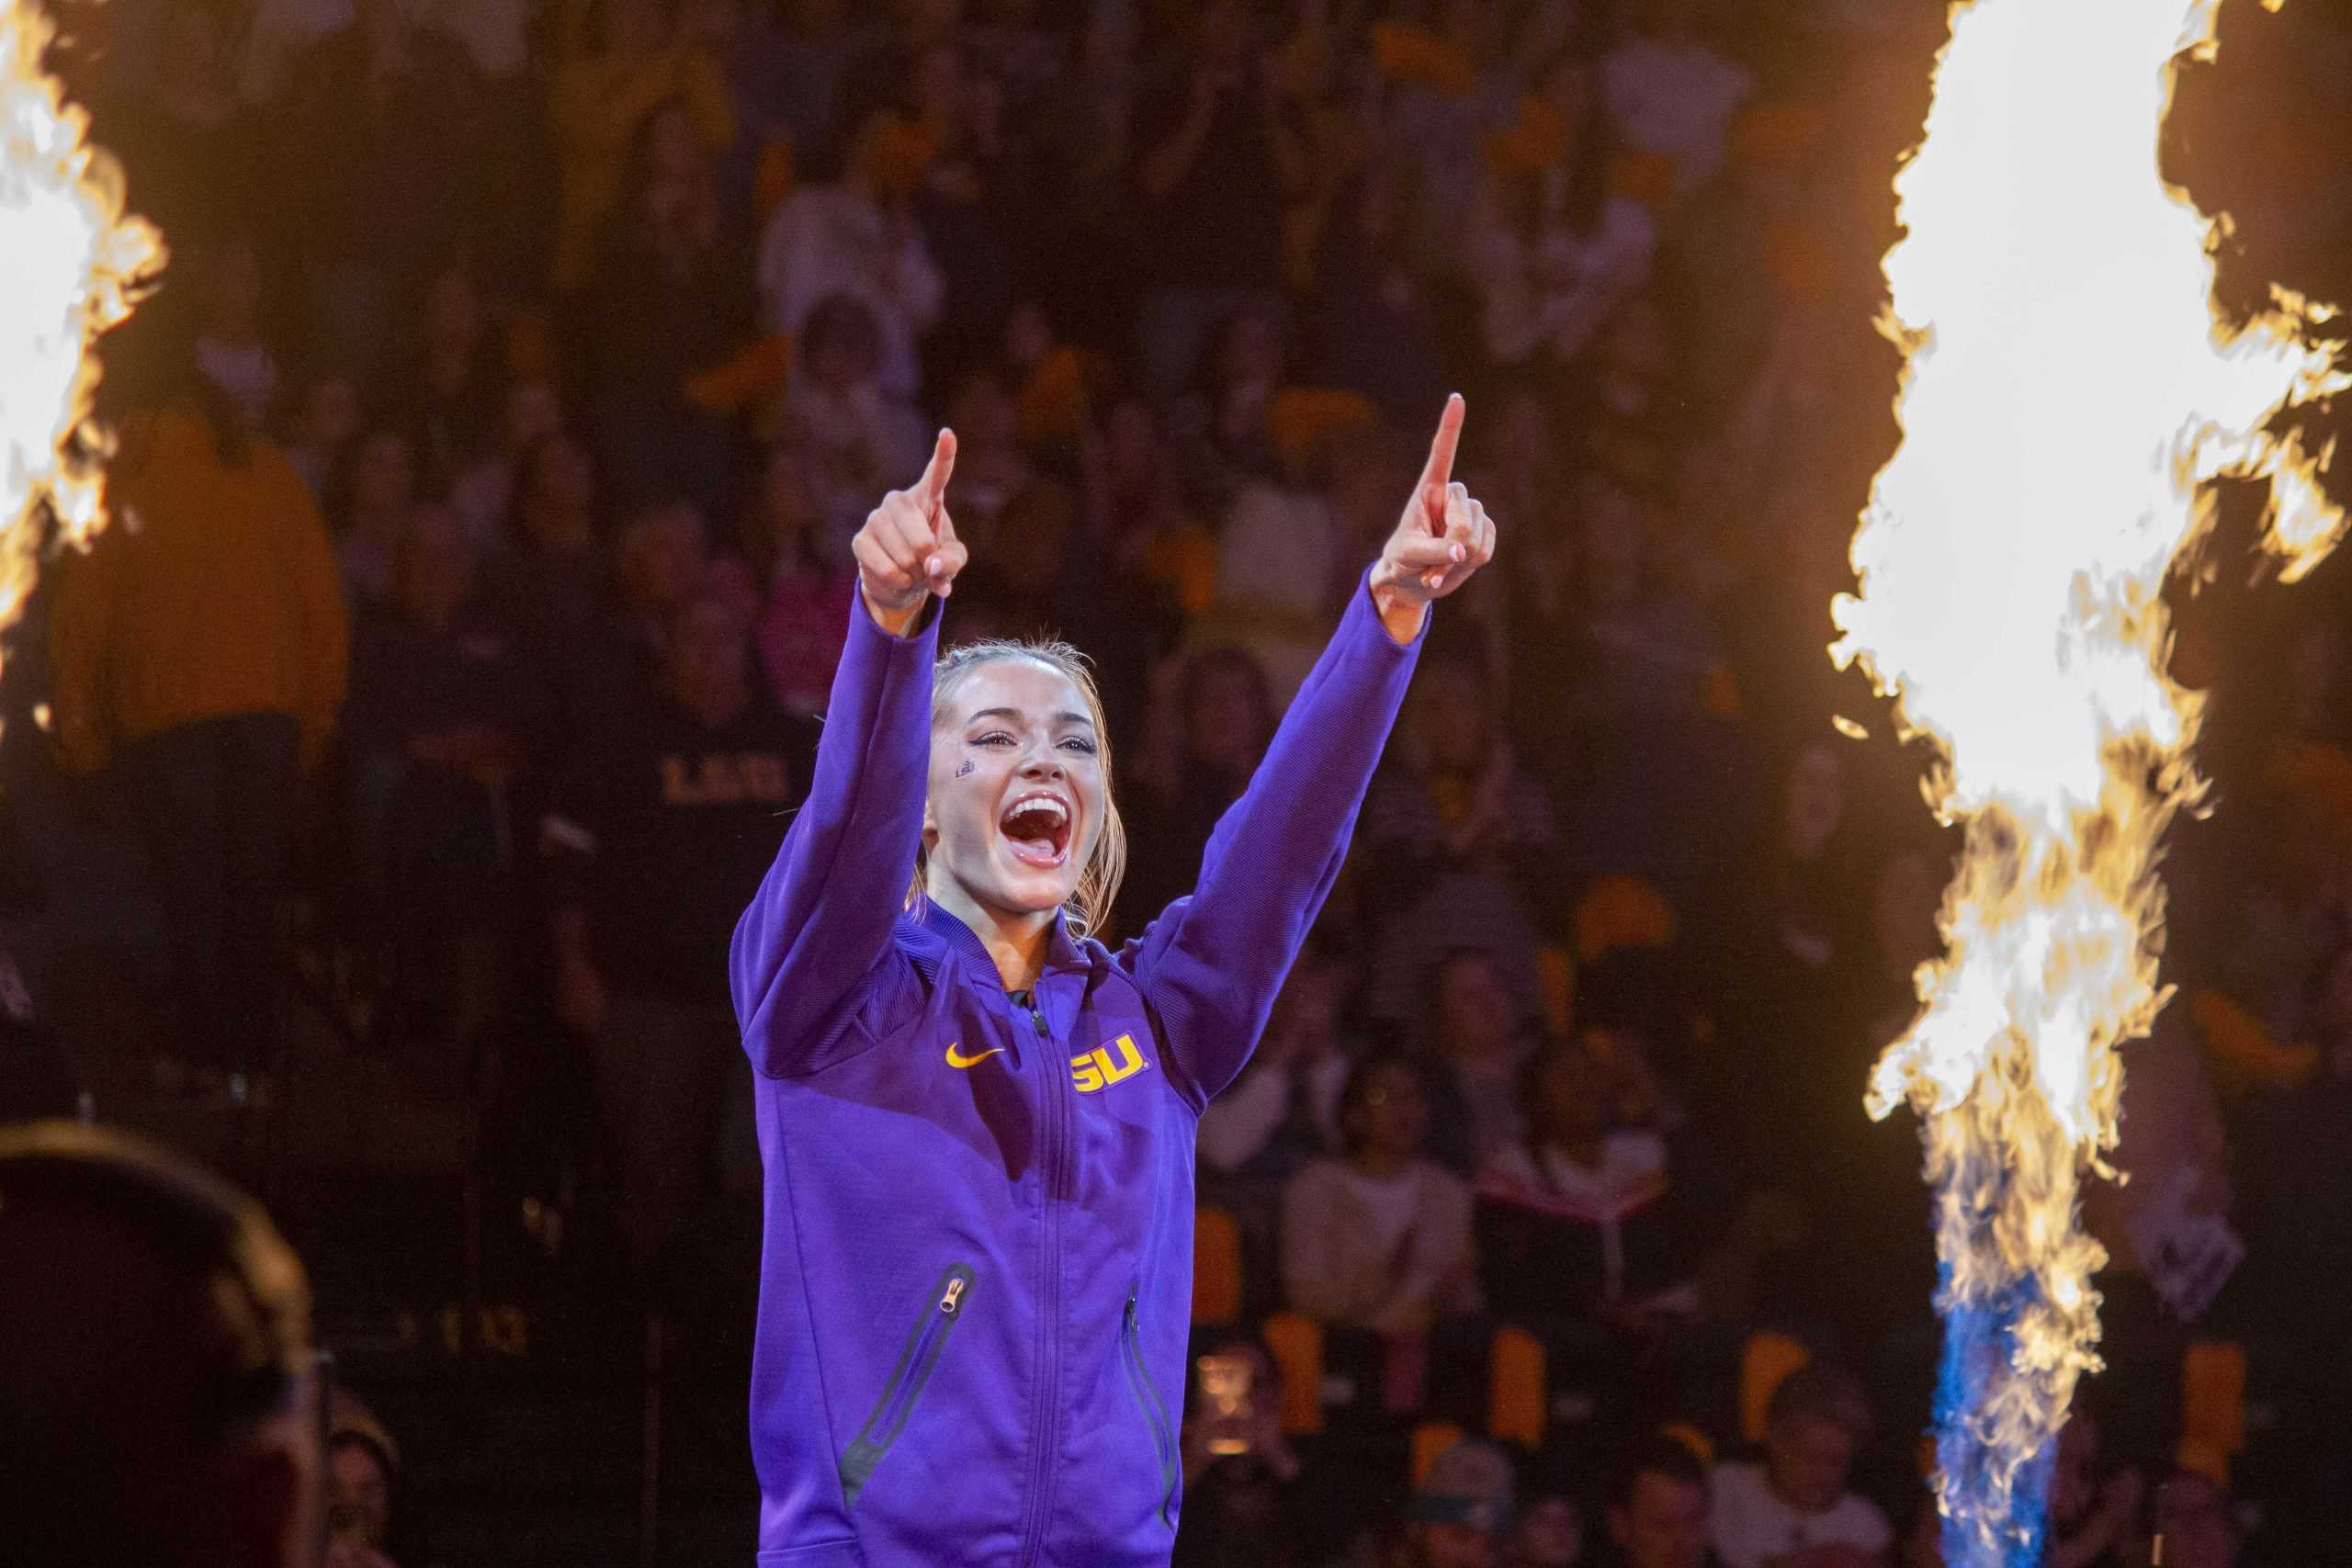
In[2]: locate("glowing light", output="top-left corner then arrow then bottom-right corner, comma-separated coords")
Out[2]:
0,0 -> 159,691
1832,1 -> 2345,1562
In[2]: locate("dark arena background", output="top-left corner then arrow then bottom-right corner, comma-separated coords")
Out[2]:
4,1 -> 2352,1565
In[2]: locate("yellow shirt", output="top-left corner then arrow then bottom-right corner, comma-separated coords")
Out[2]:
50,411 -> 348,773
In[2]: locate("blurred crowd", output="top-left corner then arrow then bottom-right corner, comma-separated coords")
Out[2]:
5,0 -> 2352,1563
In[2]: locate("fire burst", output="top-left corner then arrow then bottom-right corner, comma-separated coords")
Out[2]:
1832,0 -> 2344,1562
0,0 -> 157,677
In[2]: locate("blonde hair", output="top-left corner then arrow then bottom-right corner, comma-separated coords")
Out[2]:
909,637 -> 1128,942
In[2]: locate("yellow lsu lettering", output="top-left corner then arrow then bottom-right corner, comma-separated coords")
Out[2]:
1070,1033 -> 1148,1094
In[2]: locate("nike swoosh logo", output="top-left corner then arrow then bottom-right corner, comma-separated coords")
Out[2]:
944,1043 -> 1004,1070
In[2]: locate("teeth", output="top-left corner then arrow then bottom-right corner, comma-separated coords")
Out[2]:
1003,795 -> 1068,829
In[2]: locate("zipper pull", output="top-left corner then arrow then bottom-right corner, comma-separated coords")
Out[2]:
1028,1006 -> 1049,1037
1125,1283 -> 1138,1325
941,1277 -> 967,1314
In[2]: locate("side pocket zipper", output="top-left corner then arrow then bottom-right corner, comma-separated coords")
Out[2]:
840,1264 -> 976,1506
1120,1282 -> 1180,1528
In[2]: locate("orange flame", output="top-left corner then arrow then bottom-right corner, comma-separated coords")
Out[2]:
1831,0 -> 2341,1559
0,0 -> 159,689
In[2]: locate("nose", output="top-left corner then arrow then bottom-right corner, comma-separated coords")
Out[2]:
1019,740 -> 1065,780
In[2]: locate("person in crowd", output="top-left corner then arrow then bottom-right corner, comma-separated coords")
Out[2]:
1132,0 -> 1305,396
375,264 -> 504,495
615,500 -> 758,686
1283,1052 -> 1483,1332
759,100 -> 945,406
1198,945 -> 1356,1179
1467,52 -> 1656,378
1476,1033 -> 1700,1322
1170,301 -> 1288,499
2035,1411 -> 2144,1568
1308,164 -> 1450,425
279,365 -> 366,502
910,39 -> 1033,335
1417,946 -> 1542,1175
192,235 -> 280,432
1511,1448 -> 1588,1568
2147,1468 -> 2237,1568
100,1 -> 270,249
1197,385 -> 1357,703
1708,1361 -> 1892,1568
0,1121 -> 323,1568
585,96 -> 761,510
326,1393 -> 432,1568
481,431 -> 611,672
1118,644 -> 1277,927
331,427 -> 420,607
345,502 -> 540,1094
51,331 -> 348,1094
782,291 -> 934,555
742,439 -> 855,716
551,0 -> 735,291
278,0 -> 488,372
1600,0 -> 1754,207
722,0 -> 861,203
1170,1330 -> 1307,1568
1608,1434 -> 1724,1568
450,379 -> 568,553
930,359 -> 1037,542
545,592 -> 818,1284
1362,654 -> 1562,1030
729,398 -> 1490,1560
1083,391 -> 1219,625
1396,1438 -> 1519,1568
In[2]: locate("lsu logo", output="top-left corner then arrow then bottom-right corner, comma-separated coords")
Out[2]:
1070,1034 -> 1148,1094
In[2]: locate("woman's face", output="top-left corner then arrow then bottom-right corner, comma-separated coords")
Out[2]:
924,658 -> 1106,925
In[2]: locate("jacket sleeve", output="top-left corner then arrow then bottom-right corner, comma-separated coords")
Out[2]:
1117,573 -> 1421,1105
730,590 -> 936,1077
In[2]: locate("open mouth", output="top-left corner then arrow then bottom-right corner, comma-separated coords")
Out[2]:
999,790 -> 1072,869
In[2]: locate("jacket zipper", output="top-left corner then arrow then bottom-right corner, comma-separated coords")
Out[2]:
1016,998 -> 1064,1565
1122,1282 -> 1180,1528
838,1264 -> 977,1506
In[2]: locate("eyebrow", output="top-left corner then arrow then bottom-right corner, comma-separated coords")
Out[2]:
965,707 -> 1095,728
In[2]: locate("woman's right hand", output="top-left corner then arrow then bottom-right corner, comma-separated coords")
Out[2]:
854,429 -> 967,636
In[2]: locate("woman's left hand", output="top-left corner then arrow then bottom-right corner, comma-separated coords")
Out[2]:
1369,394 -> 1496,642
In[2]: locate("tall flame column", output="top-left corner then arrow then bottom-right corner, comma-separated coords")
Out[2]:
1832,1 -> 2344,1563
0,0 -> 158,675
